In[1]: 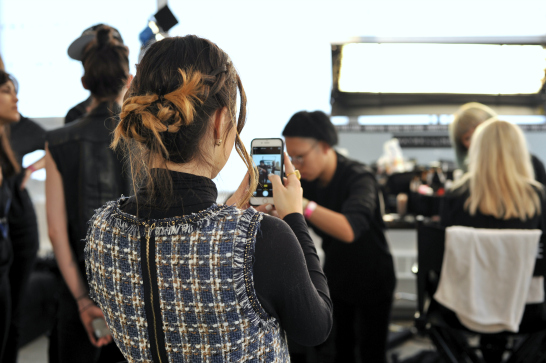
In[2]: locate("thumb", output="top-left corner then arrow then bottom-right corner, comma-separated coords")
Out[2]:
268,173 -> 284,191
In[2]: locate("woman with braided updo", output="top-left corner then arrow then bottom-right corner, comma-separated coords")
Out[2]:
45,25 -> 130,362
85,35 -> 332,363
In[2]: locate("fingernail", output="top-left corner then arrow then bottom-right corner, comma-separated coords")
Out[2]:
265,204 -> 273,211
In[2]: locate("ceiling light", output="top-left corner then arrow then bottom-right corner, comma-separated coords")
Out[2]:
339,43 -> 546,95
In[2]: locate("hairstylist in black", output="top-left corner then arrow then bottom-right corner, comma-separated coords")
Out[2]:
282,111 -> 396,363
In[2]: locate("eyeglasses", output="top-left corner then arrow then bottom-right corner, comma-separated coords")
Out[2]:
289,142 -> 318,166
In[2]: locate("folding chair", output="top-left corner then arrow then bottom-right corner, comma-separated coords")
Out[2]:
414,221 -> 546,363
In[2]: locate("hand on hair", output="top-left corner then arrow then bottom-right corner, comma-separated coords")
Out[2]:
268,152 -> 303,219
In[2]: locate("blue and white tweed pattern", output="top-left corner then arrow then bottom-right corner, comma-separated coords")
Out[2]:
85,200 -> 290,363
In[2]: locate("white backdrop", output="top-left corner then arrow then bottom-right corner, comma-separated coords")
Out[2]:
2,0 -> 546,191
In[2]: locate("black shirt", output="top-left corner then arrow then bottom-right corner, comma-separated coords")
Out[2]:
0,182 -> 12,277
48,102 -> 131,264
301,152 -> 396,302
9,115 -> 46,167
531,154 -> 546,186
64,97 -> 92,125
120,170 -> 333,346
7,116 -> 45,230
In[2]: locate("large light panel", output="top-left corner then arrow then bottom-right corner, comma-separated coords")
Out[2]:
339,43 -> 546,95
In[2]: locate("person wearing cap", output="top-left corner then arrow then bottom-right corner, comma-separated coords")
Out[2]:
64,24 -> 124,124
46,25 -> 131,363
282,111 -> 396,363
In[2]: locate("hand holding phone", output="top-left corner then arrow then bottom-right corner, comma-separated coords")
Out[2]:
79,302 -> 112,347
250,138 -> 284,206
267,152 -> 303,219
92,317 -> 111,339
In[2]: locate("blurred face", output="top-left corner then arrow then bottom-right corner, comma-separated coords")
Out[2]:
285,137 -> 327,181
461,126 -> 476,150
0,81 -> 20,125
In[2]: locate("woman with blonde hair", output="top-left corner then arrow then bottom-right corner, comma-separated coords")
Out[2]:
449,102 -> 546,184
85,35 -> 332,362
449,102 -> 496,172
441,119 -> 546,361
443,118 -> 544,224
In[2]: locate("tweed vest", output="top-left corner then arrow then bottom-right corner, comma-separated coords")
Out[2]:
85,199 -> 290,363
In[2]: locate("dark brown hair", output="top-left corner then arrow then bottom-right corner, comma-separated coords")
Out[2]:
283,110 -> 338,146
0,69 -> 21,177
82,26 -> 129,100
112,35 -> 257,207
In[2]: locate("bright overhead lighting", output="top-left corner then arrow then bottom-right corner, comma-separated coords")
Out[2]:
358,114 -> 437,125
339,43 -> 546,95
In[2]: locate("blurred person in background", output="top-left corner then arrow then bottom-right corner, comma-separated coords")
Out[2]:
282,111 -> 396,363
0,67 -> 21,362
64,24 -> 125,124
0,166 -> 12,363
45,26 -> 131,363
441,118 -> 546,362
449,102 -> 546,184
0,57 -> 45,362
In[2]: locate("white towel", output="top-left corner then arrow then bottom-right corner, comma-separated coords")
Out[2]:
434,226 -> 543,333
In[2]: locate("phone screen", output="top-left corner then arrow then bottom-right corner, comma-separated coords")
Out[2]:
252,145 -> 283,198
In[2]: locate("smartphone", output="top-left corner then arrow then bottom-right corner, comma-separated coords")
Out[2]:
250,138 -> 284,205
92,317 -> 111,339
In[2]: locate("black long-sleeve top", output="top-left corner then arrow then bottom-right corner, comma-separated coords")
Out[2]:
9,115 -> 46,167
301,152 -> 396,302
120,170 -> 333,346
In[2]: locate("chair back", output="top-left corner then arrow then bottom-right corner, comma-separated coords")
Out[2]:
416,221 -> 545,316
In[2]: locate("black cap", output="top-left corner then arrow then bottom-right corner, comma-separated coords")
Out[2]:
283,111 -> 338,146
67,24 -> 124,61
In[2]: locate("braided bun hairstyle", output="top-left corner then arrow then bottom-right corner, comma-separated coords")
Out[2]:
112,35 -> 257,207
81,25 -> 129,100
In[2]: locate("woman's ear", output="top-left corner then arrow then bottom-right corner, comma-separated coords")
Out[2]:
213,107 -> 229,139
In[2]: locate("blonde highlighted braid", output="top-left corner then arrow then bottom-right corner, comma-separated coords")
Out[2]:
114,68 -> 211,157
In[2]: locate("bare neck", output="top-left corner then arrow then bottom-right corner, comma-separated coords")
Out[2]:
88,94 -> 124,113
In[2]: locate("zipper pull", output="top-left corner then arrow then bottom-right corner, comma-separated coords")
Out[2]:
146,222 -> 156,244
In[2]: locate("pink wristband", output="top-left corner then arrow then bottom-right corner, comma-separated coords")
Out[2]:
28,165 -> 36,173
304,201 -> 317,219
